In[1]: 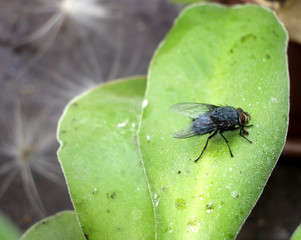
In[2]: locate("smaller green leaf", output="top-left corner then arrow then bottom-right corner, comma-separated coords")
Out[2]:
57,76 -> 155,240
0,212 -> 20,240
291,224 -> 301,240
20,211 -> 85,240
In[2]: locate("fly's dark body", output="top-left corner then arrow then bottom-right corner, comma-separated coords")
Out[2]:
170,103 -> 252,162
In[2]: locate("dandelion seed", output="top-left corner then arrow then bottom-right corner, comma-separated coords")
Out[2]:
45,70 -> 99,105
0,101 -> 63,217
59,0 -> 109,22
15,0 -> 111,79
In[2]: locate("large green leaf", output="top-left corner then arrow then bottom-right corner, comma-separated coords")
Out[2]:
57,77 -> 155,240
20,211 -> 85,240
139,4 -> 288,239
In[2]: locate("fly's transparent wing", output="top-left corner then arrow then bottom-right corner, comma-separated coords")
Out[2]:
172,122 -> 198,139
170,103 -> 219,119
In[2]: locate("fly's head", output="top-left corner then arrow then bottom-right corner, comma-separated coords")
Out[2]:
237,108 -> 251,126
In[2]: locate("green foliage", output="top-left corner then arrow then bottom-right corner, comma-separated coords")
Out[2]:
291,224 -> 301,240
139,4 -> 288,239
57,77 -> 155,240
0,212 -> 20,240
56,4 -> 289,240
20,211 -> 85,240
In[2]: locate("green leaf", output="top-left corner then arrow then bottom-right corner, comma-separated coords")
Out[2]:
0,212 -> 20,240
57,77 -> 155,240
139,4 -> 288,239
20,211 -> 85,240
291,224 -> 301,240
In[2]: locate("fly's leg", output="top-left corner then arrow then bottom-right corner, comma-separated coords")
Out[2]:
194,130 -> 218,163
219,130 -> 234,157
239,128 -> 252,143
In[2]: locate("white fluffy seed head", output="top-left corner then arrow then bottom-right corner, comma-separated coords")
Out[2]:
59,0 -> 108,19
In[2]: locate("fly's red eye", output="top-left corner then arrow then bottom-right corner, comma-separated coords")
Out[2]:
244,111 -> 251,122
238,111 -> 245,124
237,108 -> 251,125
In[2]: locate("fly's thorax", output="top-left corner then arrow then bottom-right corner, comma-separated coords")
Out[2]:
210,107 -> 239,126
237,108 -> 251,125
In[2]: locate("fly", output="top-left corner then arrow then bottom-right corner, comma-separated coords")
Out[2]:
170,103 -> 253,162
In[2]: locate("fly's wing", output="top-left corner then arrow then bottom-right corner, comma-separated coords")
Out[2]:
170,103 -> 219,119
172,122 -> 198,139
193,114 -> 218,135
173,116 -> 219,138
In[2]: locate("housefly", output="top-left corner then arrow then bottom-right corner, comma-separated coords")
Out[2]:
170,103 -> 253,162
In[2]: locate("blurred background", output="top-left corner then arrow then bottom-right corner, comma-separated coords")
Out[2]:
0,0 -> 300,239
